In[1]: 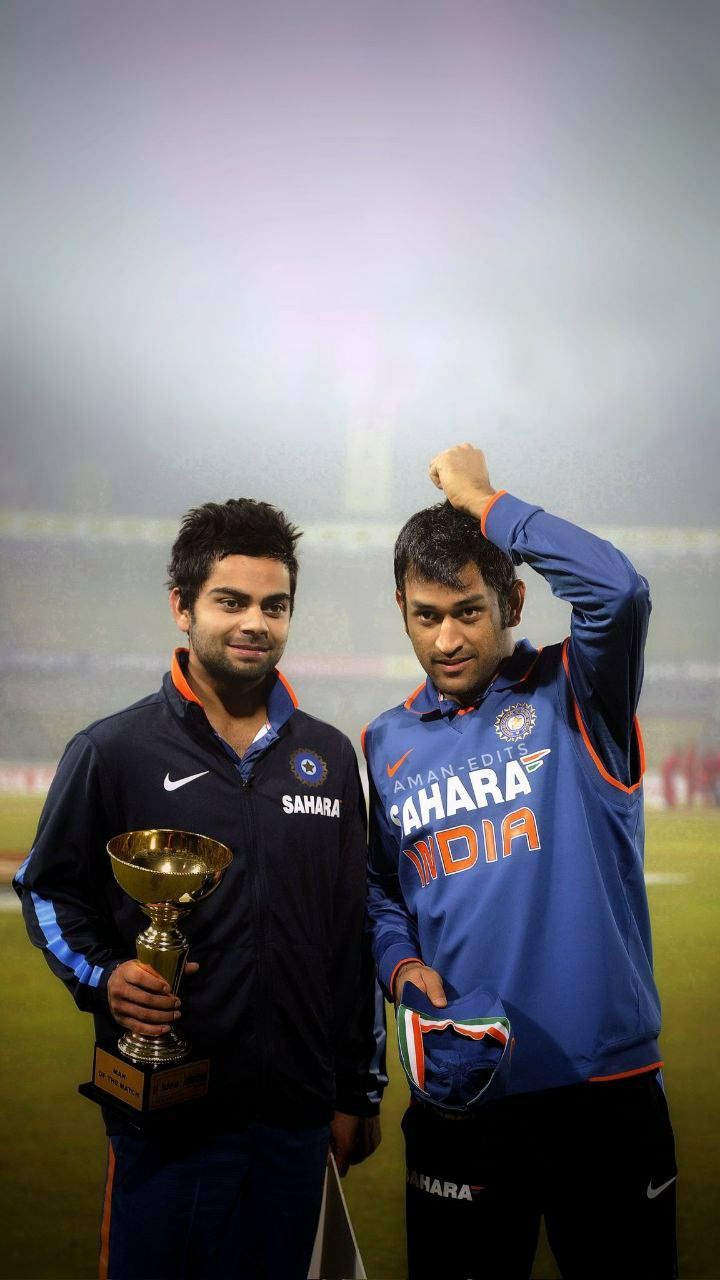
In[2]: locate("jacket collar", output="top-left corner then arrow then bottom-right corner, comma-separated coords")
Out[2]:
405,639 -> 541,720
166,647 -> 298,736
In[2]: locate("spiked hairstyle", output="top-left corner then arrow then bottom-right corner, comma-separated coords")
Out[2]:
167,498 -> 302,610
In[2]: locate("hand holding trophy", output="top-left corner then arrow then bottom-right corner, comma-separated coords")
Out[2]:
80,828 -> 232,1120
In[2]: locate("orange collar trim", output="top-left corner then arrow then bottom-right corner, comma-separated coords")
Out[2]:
170,648 -> 299,711
171,649 -> 204,706
275,668 -> 299,708
404,680 -> 427,711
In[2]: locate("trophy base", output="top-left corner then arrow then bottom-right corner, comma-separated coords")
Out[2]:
117,1027 -> 189,1066
80,1038 -> 210,1119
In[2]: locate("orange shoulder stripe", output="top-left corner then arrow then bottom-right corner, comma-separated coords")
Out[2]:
561,639 -> 645,794
404,680 -> 427,711
516,646 -> 543,684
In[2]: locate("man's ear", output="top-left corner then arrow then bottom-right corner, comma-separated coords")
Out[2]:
395,588 -> 409,633
169,588 -> 190,635
506,579 -> 526,628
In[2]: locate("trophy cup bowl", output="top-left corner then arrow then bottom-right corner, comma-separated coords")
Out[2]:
107,829 -> 233,1068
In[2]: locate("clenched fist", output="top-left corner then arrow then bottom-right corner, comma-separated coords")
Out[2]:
428,443 -> 496,518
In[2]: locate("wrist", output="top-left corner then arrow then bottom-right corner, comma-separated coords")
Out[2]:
462,486 -> 496,521
391,959 -> 423,1001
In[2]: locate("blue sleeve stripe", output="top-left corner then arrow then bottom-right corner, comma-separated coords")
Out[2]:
14,852 -> 33,884
31,891 -> 105,988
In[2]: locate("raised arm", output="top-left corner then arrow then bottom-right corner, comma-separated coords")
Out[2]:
430,444 -> 650,784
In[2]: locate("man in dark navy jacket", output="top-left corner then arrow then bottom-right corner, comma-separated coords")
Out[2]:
364,444 -> 676,1280
15,497 -> 383,1280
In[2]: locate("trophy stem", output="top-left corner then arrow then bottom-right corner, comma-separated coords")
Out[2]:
119,904 -> 191,1066
136,904 -> 190,991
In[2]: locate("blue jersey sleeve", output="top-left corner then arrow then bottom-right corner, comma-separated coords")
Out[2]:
365,743 -> 423,998
484,492 -> 650,787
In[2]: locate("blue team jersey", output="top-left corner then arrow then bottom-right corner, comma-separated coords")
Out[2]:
364,492 -> 662,1096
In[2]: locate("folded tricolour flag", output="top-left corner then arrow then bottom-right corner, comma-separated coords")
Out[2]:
397,982 -> 513,1113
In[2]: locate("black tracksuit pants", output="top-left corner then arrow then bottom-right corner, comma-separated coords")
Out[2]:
403,1071 -> 677,1280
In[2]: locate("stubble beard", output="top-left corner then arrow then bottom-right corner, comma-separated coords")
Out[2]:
432,642 -> 507,706
187,624 -> 280,690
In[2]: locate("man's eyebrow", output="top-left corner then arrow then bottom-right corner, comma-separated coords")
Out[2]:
208,587 -> 291,604
208,587 -> 250,600
409,593 -> 488,610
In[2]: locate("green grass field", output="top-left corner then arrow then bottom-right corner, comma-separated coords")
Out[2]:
1,804 -> 718,1279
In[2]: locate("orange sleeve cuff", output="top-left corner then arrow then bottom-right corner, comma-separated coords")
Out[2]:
480,489 -> 508,537
389,957 -> 423,1001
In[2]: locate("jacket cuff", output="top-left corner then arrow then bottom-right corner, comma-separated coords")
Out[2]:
378,944 -> 423,1000
481,491 -> 544,557
334,1090 -> 381,1118
75,960 -> 123,1015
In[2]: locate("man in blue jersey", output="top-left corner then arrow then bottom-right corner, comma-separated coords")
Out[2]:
364,444 -> 677,1279
15,497 -> 383,1280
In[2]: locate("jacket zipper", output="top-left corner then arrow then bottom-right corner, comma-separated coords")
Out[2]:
237,772 -> 273,1112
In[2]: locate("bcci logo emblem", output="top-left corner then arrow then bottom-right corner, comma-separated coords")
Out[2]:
495,703 -> 537,742
290,749 -> 328,788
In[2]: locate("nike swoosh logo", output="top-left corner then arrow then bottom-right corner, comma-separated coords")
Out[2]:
163,771 -> 210,791
387,749 -> 414,778
646,1176 -> 677,1200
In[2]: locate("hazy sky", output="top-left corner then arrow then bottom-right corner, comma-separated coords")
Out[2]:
2,0 -> 718,526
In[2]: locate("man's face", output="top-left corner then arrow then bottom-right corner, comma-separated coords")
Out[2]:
399,562 -> 523,705
170,555 -> 292,689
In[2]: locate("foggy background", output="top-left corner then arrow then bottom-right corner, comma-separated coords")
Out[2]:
1,0 -> 718,765
1,7 -> 719,1278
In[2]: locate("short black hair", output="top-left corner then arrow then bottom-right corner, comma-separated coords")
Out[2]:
167,499 -> 302,611
394,501 -> 517,625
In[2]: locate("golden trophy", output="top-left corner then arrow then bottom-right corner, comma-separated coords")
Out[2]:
80,828 -> 233,1120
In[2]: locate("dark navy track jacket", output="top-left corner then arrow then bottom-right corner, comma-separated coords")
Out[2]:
365,492 -> 661,1096
16,654 -> 383,1131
